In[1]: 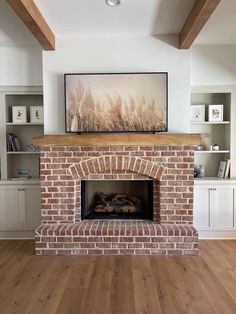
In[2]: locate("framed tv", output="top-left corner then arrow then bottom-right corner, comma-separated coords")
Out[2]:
64,72 -> 168,133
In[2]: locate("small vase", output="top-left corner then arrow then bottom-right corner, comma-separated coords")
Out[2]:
198,165 -> 205,178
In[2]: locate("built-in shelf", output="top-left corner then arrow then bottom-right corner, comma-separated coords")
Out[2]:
0,178 -> 40,184
6,122 -> 43,126
7,151 -> 40,155
190,121 -> 230,125
194,177 -> 235,181
194,150 -> 230,154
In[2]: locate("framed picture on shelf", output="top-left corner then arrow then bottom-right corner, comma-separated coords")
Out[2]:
12,106 -> 27,123
190,105 -> 205,122
224,159 -> 231,178
209,104 -> 223,122
30,106 -> 44,123
18,168 -> 30,178
217,161 -> 227,178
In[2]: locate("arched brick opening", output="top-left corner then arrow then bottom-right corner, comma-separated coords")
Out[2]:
69,155 -> 165,181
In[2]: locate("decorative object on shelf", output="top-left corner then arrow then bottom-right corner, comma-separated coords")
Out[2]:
18,168 -> 31,178
30,106 -> 44,123
224,159 -> 231,178
12,106 -> 27,123
212,144 -> 220,151
195,144 -> 203,151
190,105 -> 205,122
217,161 -> 227,178
27,144 -> 40,152
198,164 -> 205,178
7,133 -> 22,151
194,164 -> 205,178
208,104 -> 223,122
194,166 -> 199,178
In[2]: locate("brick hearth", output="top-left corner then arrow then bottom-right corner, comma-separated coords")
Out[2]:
35,140 -> 199,256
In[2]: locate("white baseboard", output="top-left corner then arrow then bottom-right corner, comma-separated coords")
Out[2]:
198,230 -> 236,239
0,230 -> 34,239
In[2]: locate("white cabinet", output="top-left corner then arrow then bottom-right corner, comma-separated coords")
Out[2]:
24,185 -> 41,230
194,181 -> 236,235
0,183 -> 41,231
0,187 -> 23,230
213,186 -> 235,229
194,185 -> 211,229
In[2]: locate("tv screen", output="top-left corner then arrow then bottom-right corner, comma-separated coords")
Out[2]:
65,72 -> 168,133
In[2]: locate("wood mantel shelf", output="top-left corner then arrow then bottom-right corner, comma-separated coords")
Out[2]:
33,133 -> 202,146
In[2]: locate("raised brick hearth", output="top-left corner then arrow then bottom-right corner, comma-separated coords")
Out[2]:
35,139 -> 198,256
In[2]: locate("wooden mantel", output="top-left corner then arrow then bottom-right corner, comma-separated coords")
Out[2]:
33,133 -> 202,146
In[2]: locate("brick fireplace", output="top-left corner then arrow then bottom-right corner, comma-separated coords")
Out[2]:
34,134 -> 200,256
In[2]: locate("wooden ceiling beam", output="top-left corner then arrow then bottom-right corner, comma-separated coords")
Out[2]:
179,0 -> 221,49
7,0 -> 55,50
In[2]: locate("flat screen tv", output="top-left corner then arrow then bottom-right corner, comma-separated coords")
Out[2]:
64,72 -> 168,133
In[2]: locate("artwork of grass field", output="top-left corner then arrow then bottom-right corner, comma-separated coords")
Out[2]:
65,74 -> 167,132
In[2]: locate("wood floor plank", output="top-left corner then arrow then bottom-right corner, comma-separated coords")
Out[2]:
199,241 -> 236,303
131,256 -> 162,314
110,256 -> 136,314
0,240 -> 235,314
24,257 -> 72,314
150,256 -> 216,314
55,256 -> 113,314
186,255 -> 236,314
0,240 -> 26,268
0,240 -> 35,299
2,256 -> 58,313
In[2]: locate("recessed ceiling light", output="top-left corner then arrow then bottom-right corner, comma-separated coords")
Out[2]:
105,0 -> 121,7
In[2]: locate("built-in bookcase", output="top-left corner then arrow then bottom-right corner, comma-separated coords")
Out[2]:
190,87 -> 235,178
0,87 -> 43,180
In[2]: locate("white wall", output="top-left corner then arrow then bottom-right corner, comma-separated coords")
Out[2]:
43,36 -> 191,134
0,46 -> 42,86
191,45 -> 236,86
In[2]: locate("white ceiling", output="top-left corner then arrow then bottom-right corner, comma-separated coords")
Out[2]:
0,0 -> 236,47
34,0 -> 195,37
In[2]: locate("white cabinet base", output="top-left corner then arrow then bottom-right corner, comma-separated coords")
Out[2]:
194,180 -> 236,239
198,230 -> 236,239
0,230 -> 35,239
0,181 -> 41,238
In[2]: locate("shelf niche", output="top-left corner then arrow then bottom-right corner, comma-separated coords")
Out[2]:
191,91 -> 231,178
0,90 -> 44,180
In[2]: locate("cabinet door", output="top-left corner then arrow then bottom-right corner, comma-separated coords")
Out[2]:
193,185 -> 213,230
213,185 -> 235,229
0,186 -> 23,230
23,185 -> 41,230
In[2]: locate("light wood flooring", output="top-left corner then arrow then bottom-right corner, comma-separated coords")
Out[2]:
0,240 -> 235,314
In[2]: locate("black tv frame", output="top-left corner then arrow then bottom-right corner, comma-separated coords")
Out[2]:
64,72 -> 168,134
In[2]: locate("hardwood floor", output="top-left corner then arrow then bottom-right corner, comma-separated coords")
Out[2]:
0,240 -> 235,314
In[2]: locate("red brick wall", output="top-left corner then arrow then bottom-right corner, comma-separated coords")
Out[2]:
40,145 -> 194,225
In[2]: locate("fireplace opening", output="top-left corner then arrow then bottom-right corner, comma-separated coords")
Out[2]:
81,180 -> 153,220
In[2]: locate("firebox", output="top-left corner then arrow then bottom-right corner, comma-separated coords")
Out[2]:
81,180 -> 153,220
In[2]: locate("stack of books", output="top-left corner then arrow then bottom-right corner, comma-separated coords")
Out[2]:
217,160 -> 231,178
7,133 -> 22,151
